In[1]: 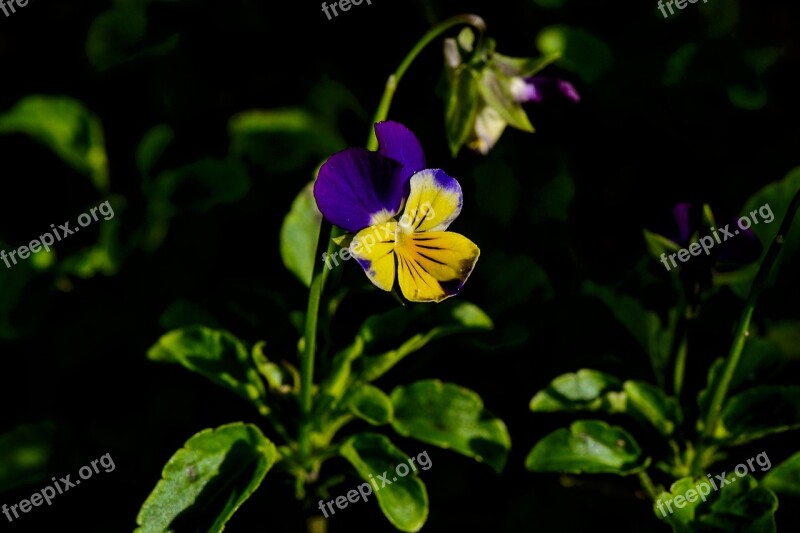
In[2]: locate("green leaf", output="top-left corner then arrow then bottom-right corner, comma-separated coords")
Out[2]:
481,252 -> 552,314
0,238 -> 35,339
445,65 -> 480,157
358,301 -> 492,382
530,0 -> 566,8
320,338 -> 364,402
85,2 -> 178,71
624,380 -> 681,436
655,476 -> 778,533
525,420 -> 649,475
530,371 -> 678,436
339,433 -> 428,532
643,229 -> 682,260
142,158 -> 250,251
477,68 -> 534,132
58,201 -> 124,279
147,326 -> 268,414
654,477 -> 708,531
137,124 -> 174,178
346,383 -> 394,426
697,338 -> 784,431
391,380 -> 511,472
136,423 -> 277,533
530,369 -> 624,413
530,168 -> 575,222
762,450 -> 800,497
735,167 -> 800,295
155,158 -> 250,212
443,301 -> 494,330
228,108 -> 345,173
85,5 -> 146,70
491,51 -> 560,78
280,182 -> 322,287
583,281 -> 671,386
0,421 -> 56,491
252,342 -> 298,395
728,84 -> 768,111
698,477 -> 777,533
358,308 -> 412,345
663,44 -> 700,86
716,386 -> 800,444
0,96 -> 108,191
474,160 -> 520,225
536,25 -> 613,83
766,320 -> 800,360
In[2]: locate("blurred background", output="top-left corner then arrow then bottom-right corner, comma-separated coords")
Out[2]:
1,0 -> 799,530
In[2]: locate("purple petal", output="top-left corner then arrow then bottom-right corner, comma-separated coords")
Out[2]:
314,148 -> 406,232
511,77 -> 544,103
673,203 -> 694,246
375,121 -> 426,182
557,80 -> 581,103
716,224 -> 763,267
516,77 -> 580,104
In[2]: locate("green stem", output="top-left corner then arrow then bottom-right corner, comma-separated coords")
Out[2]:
298,220 -> 336,466
366,13 -> 487,150
672,334 -> 688,399
638,470 -> 660,501
702,190 -> 800,438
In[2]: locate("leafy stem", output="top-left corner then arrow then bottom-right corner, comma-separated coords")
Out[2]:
366,13 -> 487,150
701,189 -> 800,442
297,13 -> 487,485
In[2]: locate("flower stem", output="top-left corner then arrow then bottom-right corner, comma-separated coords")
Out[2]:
638,470 -> 660,501
298,220 -> 335,467
702,189 -> 800,438
366,13 -> 487,150
298,14 -> 487,475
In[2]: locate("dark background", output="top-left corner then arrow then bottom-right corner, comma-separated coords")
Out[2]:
1,0 -> 799,531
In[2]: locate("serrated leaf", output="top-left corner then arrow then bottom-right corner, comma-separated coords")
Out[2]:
391,380 -> 510,472
136,423 -> 277,533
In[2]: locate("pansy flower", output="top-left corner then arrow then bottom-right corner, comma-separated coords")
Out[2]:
314,121 -> 479,303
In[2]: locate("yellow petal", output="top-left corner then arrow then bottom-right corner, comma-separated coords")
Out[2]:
349,221 -> 397,292
400,169 -> 463,233
395,231 -> 480,303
